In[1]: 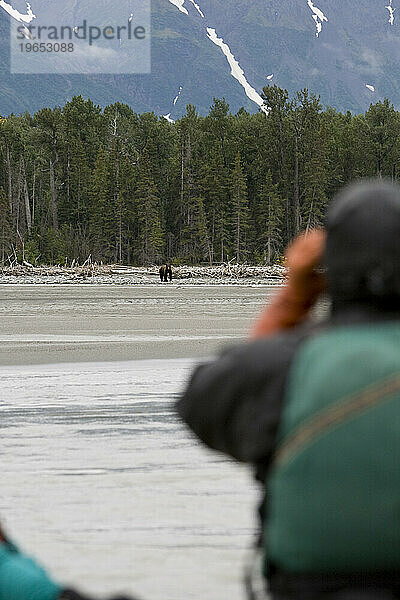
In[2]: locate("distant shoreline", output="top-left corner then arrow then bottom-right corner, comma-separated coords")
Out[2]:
0,264 -> 285,285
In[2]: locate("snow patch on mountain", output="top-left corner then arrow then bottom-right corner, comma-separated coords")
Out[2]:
163,113 -> 175,123
167,0 -> 188,15
165,0 -> 268,113
386,0 -> 396,24
0,0 -> 35,24
188,0 -> 204,18
174,86 -> 183,105
206,27 -> 268,114
162,86 -> 182,122
307,0 -> 328,37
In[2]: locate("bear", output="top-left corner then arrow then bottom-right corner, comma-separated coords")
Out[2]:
159,264 -> 173,282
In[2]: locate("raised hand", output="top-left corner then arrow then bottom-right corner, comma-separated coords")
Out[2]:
250,229 -> 326,339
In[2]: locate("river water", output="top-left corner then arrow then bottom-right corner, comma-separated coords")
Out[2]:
0,285 -> 281,600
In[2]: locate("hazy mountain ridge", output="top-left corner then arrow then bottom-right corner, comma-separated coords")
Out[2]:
1,0 -> 399,117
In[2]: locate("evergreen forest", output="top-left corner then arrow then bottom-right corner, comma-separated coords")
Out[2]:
0,87 -> 399,266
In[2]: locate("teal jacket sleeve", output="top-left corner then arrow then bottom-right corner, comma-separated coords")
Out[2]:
0,541 -> 62,600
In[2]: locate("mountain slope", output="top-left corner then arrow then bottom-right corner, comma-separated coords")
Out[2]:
1,0 -> 400,117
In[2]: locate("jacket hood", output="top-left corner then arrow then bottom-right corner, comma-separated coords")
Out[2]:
325,179 -> 400,309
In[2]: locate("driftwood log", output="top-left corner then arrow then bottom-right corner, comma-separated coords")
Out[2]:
170,264 -> 285,280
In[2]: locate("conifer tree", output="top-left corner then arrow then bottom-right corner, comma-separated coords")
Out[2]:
230,152 -> 249,263
0,187 -> 11,264
119,155 -> 138,264
181,195 -> 211,264
199,147 -> 228,264
257,171 -> 284,264
90,146 -> 115,261
134,157 -> 164,265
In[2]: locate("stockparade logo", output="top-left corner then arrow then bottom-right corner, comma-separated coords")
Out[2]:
10,0 -> 151,75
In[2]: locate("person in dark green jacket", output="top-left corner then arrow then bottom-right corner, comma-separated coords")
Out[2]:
177,180 -> 400,599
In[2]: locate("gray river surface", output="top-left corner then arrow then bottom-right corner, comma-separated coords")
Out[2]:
0,285 -> 281,600
0,284 -> 280,365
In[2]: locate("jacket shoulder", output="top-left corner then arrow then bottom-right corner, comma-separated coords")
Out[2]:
177,323 -> 317,464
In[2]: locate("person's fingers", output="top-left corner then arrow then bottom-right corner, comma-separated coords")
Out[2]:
285,229 -> 326,275
250,230 -> 327,339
